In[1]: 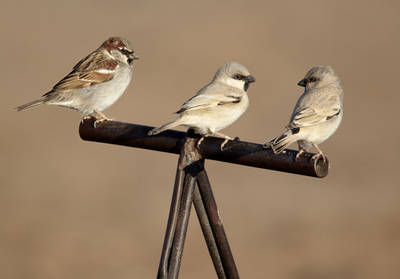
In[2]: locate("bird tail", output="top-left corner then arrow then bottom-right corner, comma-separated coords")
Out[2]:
265,128 -> 300,154
148,117 -> 184,136
15,98 -> 46,111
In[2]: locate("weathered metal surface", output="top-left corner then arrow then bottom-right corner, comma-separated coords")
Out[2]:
197,168 -> 240,279
167,173 -> 196,279
157,166 -> 185,279
79,118 -> 329,178
193,184 -> 226,279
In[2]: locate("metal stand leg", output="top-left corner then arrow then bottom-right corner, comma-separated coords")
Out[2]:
168,172 -> 197,278
157,130 -> 240,279
193,183 -> 226,279
197,167 -> 240,279
157,166 -> 185,279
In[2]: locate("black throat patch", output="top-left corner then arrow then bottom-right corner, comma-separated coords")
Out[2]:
244,81 -> 250,91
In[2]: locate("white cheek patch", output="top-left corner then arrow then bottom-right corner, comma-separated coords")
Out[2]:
225,78 -> 245,90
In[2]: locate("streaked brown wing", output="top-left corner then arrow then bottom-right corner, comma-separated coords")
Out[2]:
51,70 -> 114,93
74,50 -> 118,72
50,50 -> 118,93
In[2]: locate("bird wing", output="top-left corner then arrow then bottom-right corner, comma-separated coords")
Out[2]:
45,51 -> 118,95
177,83 -> 243,113
287,87 -> 342,128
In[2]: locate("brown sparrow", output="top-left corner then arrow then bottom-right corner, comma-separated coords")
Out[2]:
16,37 -> 139,124
148,61 -> 255,150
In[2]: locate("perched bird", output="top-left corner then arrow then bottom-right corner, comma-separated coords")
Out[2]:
148,61 -> 255,150
264,65 -> 343,161
16,37 -> 139,125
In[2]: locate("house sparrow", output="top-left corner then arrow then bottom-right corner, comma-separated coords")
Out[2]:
16,37 -> 139,125
264,65 -> 343,161
148,61 -> 255,150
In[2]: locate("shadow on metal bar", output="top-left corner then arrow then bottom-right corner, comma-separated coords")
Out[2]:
79,118 -> 329,178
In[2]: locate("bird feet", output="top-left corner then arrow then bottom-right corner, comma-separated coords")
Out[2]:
81,115 -> 93,124
311,143 -> 327,163
312,152 -> 327,163
92,110 -> 112,128
263,141 -> 271,149
196,134 -> 239,151
93,117 -> 112,128
196,135 -> 208,148
218,134 -> 239,151
295,149 -> 305,160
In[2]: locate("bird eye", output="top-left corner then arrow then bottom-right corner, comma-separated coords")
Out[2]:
309,77 -> 317,82
120,48 -> 133,55
234,74 -> 244,80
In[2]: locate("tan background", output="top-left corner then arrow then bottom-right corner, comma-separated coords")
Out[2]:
1,0 -> 399,278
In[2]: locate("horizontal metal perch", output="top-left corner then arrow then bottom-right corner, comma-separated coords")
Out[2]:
79,117 -> 328,178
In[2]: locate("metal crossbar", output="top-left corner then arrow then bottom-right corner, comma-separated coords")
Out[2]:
79,117 -> 329,279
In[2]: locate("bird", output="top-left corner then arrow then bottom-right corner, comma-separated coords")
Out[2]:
148,61 -> 256,150
264,65 -> 343,161
16,37 -> 139,125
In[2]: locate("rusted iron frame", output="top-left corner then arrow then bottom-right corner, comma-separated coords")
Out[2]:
78,118 -> 331,278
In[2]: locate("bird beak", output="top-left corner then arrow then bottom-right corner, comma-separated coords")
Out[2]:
297,78 -> 307,87
131,52 -> 140,60
246,75 -> 256,83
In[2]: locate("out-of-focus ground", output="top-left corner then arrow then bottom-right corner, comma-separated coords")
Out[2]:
1,0 -> 399,278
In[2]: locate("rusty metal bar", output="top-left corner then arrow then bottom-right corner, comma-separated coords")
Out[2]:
157,166 -> 185,279
193,184 -> 226,279
167,173 -> 196,279
79,118 -> 328,178
197,167 -> 240,279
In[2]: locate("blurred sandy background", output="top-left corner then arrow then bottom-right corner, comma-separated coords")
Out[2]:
1,0 -> 399,278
